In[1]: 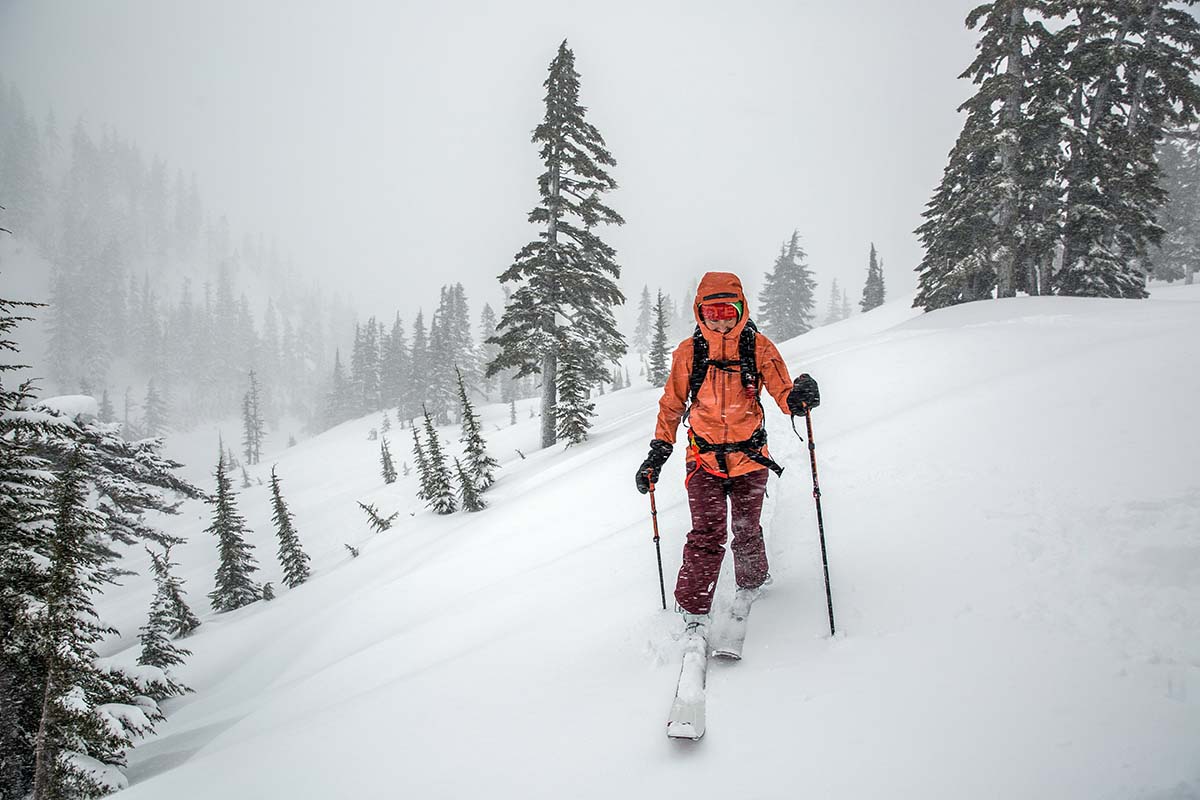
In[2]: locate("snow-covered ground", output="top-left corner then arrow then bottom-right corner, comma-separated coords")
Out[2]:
97,286 -> 1200,799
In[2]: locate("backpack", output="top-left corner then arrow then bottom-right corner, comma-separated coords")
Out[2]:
687,318 -> 761,406
684,319 -> 783,476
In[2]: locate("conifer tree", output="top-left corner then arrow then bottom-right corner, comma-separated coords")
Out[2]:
323,349 -> 352,430
916,1 -> 1200,308
143,378 -> 169,438
456,367 -> 497,491
478,303 -> 500,398
145,546 -> 199,637
0,296 -> 59,800
487,40 -> 627,448
914,2 -> 1055,308
380,435 -> 398,484
136,554 -> 192,701
206,450 -> 260,612
381,313 -> 410,412
758,231 -> 817,340
824,279 -> 844,325
860,242 -> 887,311
32,446 -> 160,800
420,408 -> 457,515
242,369 -> 264,464
1056,1 -> 1200,298
633,285 -> 653,354
647,290 -> 671,386
1153,133 -> 1200,284
555,328 -> 596,446
404,311 -> 429,423
98,389 -> 115,424
357,501 -> 399,533
269,467 -> 310,589
411,425 -> 432,502
454,458 -> 486,512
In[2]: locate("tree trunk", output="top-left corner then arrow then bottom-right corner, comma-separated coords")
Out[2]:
540,349 -> 557,448
1127,1 -> 1164,138
996,3 -> 1027,299
30,665 -> 55,800
542,151 -> 561,448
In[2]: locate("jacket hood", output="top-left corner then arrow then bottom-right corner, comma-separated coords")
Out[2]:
693,271 -> 749,342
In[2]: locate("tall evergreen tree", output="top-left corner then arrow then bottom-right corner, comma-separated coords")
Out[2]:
1056,1 -> 1200,297
647,290 -> 671,387
454,458 -> 486,512
268,467 -> 310,589
0,296 -> 58,800
411,426 -> 432,503
915,2 -> 1056,308
478,303 -> 500,399
136,553 -> 192,701
860,242 -> 887,311
322,350 -> 351,430
142,378 -> 169,439
205,450 -> 260,613
145,546 -> 199,638
555,326 -> 596,446
487,40 -> 627,448
916,1 -> 1200,309
380,435 -> 398,484
633,285 -> 653,355
1153,132 -> 1200,284
380,313 -> 410,412
404,311 -> 429,424
426,291 -> 456,423
758,231 -> 818,339
97,389 -> 115,424
420,408 -> 457,515
241,369 -> 265,465
32,446 -> 160,800
456,367 -> 497,491
824,278 -> 844,325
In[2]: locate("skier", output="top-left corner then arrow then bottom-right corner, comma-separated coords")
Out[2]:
635,271 -> 819,642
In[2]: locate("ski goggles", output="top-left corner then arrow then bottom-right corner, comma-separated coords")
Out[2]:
700,302 -> 741,321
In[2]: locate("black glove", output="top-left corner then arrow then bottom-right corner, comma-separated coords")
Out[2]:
787,374 -> 820,415
635,439 -> 673,494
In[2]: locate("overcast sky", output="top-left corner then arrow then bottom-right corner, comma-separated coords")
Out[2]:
1,0 -> 980,326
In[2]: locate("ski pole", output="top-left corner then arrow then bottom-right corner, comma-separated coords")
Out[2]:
804,408 -> 836,636
648,478 -> 667,610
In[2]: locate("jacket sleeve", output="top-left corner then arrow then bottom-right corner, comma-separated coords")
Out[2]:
757,334 -> 795,415
654,340 -> 692,444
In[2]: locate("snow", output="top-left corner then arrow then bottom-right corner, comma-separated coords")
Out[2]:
36,394 -> 99,419
94,287 -> 1199,799
62,752 -> 129,793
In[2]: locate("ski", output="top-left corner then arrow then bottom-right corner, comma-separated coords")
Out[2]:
711,589 -> 757,660
666,632 -> 708,740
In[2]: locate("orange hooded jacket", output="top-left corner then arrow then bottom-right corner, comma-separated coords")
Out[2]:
654,272 -> 796,478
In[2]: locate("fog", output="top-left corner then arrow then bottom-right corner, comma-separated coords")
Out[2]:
1,0 -> 978,323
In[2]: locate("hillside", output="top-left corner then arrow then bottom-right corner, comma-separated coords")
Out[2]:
97,287 -> 1200,799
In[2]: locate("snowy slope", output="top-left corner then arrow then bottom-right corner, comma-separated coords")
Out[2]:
98,288 -> 1200,800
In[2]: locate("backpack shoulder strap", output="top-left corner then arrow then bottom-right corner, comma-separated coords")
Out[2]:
738,320 -> 759,381
687,325 -> 708,407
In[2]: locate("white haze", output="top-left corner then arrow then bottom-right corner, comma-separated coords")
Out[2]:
0,0 -> 978,323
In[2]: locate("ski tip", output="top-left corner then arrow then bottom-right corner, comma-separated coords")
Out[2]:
710,648 -> 742,660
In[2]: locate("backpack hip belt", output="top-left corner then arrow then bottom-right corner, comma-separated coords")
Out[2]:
689,428 -> 784,477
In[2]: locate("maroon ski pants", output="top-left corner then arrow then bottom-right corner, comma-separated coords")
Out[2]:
674,466 -> 770,615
